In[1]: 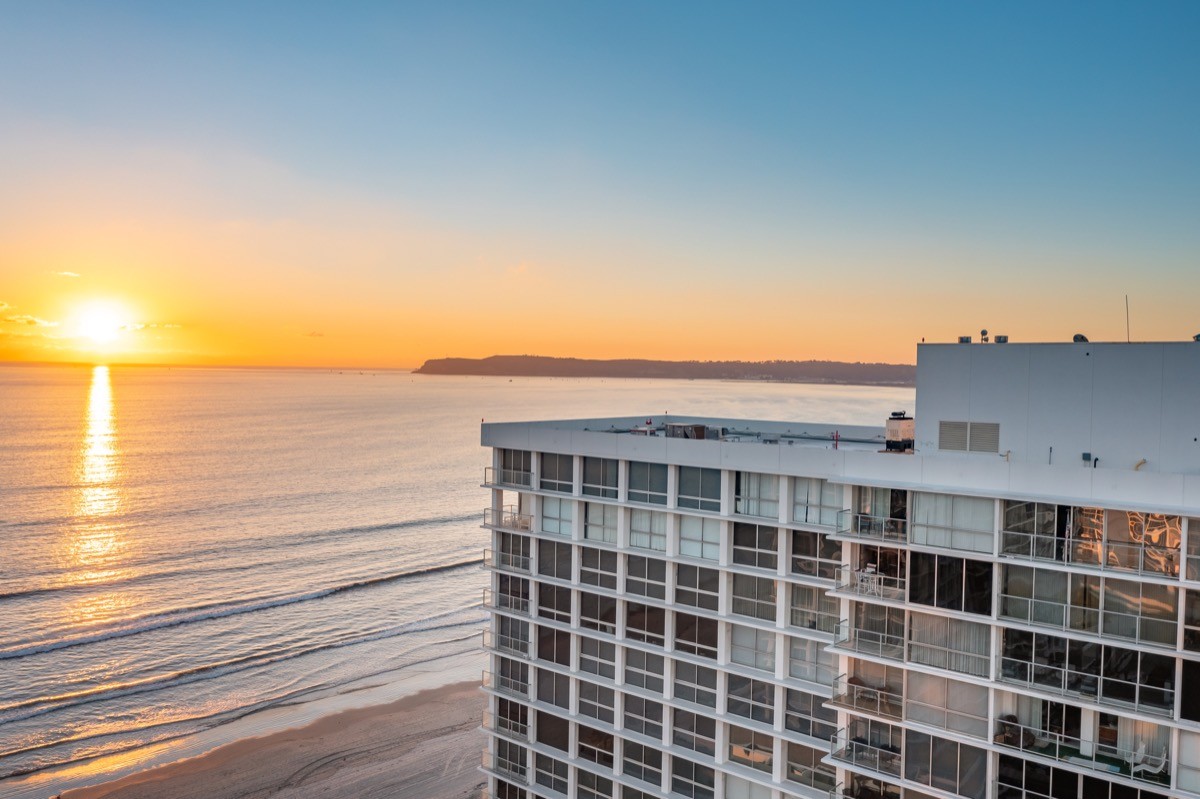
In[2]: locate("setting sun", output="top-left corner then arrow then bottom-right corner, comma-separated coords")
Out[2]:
72,302 -> 131,347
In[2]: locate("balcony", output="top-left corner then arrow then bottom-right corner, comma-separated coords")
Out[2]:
481,629 -> 529,658
483,708 -> 530,742
483,466 -> 532,488
482,548 -> 531,574
833,620 -> 905,661
828,674 -> 903,720
1000,529 -> 1180,577
837,510 -> 907,543
998,657 -> 1174,718
999,592 -> 1177,648
832,565 -> 905,602
483,587 -> 529,615
482,669 -> 529,700
483,505 -> 533,532
992,717 -> 1170,787
830,727 -> 902,779
480,747 -> 527,783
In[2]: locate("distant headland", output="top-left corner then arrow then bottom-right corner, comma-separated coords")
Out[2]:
415,355 -> 914,387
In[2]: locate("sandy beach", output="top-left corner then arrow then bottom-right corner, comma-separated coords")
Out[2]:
59,681 -> 485,799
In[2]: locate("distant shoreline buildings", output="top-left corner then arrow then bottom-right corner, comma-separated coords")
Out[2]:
478,338 -> 1200,799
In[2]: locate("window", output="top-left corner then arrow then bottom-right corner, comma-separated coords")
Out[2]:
577,724 -> 614,767
497,656 -> 529,695
582,456 -> 618,498
905,672 -> 988,738
735,471 -> 779,518
785,688 -> 836,741
793,477 -> 841,526
786,742 -> 837,792
728,724 -> 774,773
997,755 -> 1081,799
789,584 -> 837,633
678,466 -> 720,512
676,564 -> 720,610
674,660 -> 717,707
626,603 -> 665,646
541,497 -> 573,536
790,529 -> 840,580
539,452 -> 573,493
1186,590 -> 1200,652
730,624 -> 775,672
672,709 -> 716,755
628,461 -> 668,505
629,509 -> 667,551
579,636 -> 616,678
1189,518 -> 1200,580
494,738 -> 527,780
1100,510 -> 1181,575
910,492 -> 994,553
579,591 -> 617,634
576,769 -> 613,799
624,648 -> 665,693
674,612 -> 718,659
493,778 -> 527,799
671,757 -> 715,799
496,616 -> 529,656
908,552 -> 993,615
626,555 -> 667,599
537,540 -> 573,581
578,680 -> 615,723
536,626 -> 571,666
733,523 -> 778,569
536,668 -> 570,709
1001,500 -> 1069,561
623,741 -> 662,785
498,448 -> 532,486
497,574 -> 529,613
579,547 -> 617,589
789,635 -> 835,685
497,532 -> 531,572
1101,577 -> 1177,646
908,612 -> 990,677
732,574 -> 777,621
535,752 -> 568,794
727,674 -> 775,725
679,516 -> 721,560
584,502 -> 617,544
494,698 -> 525,735
623,695 -> 664,739
538,584 -> 572,623
905,731 -> 986,799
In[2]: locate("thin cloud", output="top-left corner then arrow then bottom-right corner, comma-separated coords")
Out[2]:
53,271 -> 80,278
304,331 -> 324,338
0,301 -> 8,311
4,314 -> 58,327
506,261 -> 531,278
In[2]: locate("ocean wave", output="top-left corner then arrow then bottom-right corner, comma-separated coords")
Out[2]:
0,558 -> 482,660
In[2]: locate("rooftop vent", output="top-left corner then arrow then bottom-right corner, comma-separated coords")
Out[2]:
1073,333 -> 1089,343
994,335 -> 1009,343
958,335 -> 972,344
886,413 -> 915,452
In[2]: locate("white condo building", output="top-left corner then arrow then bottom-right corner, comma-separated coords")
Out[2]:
478,340 -> 1200,799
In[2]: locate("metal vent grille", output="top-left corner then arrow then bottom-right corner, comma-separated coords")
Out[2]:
939,421 -> 969,451
968,422 -> 1001,453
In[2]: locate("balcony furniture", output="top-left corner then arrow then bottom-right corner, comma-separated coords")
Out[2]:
1130,744 -> 1168,777
857,565 -> 882,596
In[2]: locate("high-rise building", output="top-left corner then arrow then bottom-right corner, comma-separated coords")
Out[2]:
478,340 -> 1200,799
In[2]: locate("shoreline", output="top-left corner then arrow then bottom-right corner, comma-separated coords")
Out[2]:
59,680 -> 484,799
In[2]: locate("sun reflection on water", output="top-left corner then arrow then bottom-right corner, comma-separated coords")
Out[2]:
67,365 -> 129,594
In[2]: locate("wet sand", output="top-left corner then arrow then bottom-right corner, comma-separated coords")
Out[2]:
61,681 -> 485,799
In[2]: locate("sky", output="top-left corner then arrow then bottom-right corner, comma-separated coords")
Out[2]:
1,1 -> 1198,367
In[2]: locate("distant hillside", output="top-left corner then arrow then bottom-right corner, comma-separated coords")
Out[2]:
415,355 -> 914,386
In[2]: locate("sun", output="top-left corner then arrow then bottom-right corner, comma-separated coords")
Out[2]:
72,301 -> 132,347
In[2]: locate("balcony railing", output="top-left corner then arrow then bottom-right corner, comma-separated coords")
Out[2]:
837,510 -> 907,543
482,669 -> 529,699
483,587 -> 529,614
833,565 -> 906,601
992,717 -> 1170,786
480,747 -> 527,781
484,466 -> 532,488
829,674 -> 903,720
830,727 -> 902,778
483,505 -> 533,532
999,529 -> 1180,576
481,629 -> 529,658
998,657 -> 1174,717
999,592 -> 1177,647
483,708 -> 530,742
833,620 -> 905,661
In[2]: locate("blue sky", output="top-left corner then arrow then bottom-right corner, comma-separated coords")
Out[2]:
2,2 -> 1198,365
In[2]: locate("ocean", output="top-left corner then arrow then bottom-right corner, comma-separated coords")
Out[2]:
0,364 -> 913,796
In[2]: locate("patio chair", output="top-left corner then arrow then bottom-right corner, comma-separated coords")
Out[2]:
1131,746 -> 1168,777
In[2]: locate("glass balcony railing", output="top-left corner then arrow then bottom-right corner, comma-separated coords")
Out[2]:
480,747 -> 527,781
830,727 -> 902,778
483,708 -> 530,742
833,565 -> 906,601
481,629 -> 529,658
999,529 -> 1180,576
999,592 -> 1177,648
482,548 -> 531,574
837,510 -> 907,542
998,657 -> 1174,717
482,587 -> 529,614
833,620 -> 905,661
992,717 -> 1170,786
483,505 -> 533,532
482,669 -> 529,699
483,466 -> 532,488
828,673 -> 903,720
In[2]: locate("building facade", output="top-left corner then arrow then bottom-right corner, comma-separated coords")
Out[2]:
479,341 -> 1200,799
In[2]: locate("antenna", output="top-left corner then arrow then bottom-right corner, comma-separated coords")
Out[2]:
1125,295 -> 1130,343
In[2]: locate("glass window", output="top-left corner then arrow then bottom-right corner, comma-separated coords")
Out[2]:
626,602 -> 665,646
732,573 -> 777,621
785,688 -> 836,741
671,757 -> 715,799
672,708 -> 716,754
497,531 -> 531,571
910,492 -> 994,553
908,552 -> 993,615
623,694 -> 664,739
583,502 -> 617,543
579,635 -> 616,679
579,591 -> 616,634
678,466 -> 721,512
624,648 -> 665,693
538,584 -> 571,623
788,635 -> 836,685
733,523 -> 778,569
629,509 -> 667,551
540,453 -> 573,493
728,723 -> 774,773
673,660 -> 717,707
786,741 -> 837,792
790,529 -> 840,579
623,741 -> 662,785
905,731 -> 986,799
908,612 -> 991,677
727,674 -> 776,725
626,554 -> 667,599
577,724 -> 614,768
576,769 -> 612,799
1185,590 -> 1200,652
541,496 -> 573,536
735,471 -> 779,518
679,515 -> 721,560
535,752 -> 568,793
628,461 -> 668,505
579,546 -> 617,589
676,563 -> 720,610
578,680 -> 615,723
1001,500 -> 1067,561
495,616 -> 529,656
730,624 -> 775,672
536,668 -> 570,708
538,540 -> 573,580
792,477 -> 841,527
674,612 -> 718,659
582,456 -> 618,498
498,448 -> 532,485
494,738 -> 527,779
536,625 -> 571,666
789,583 -> 837,633
906,672 -> 989,738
